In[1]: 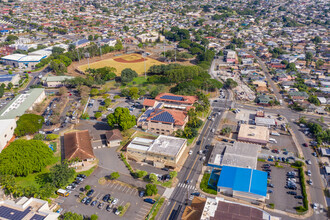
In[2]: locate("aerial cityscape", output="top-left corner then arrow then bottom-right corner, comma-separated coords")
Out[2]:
0,0 -> 329,220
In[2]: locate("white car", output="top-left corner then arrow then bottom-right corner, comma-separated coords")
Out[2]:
112,198 -> 118,205
308,180 -> 313,185
307,170 -> 311,176
53,128 -> 60,132
189,150 -> 193,155
306,159 -> 312,165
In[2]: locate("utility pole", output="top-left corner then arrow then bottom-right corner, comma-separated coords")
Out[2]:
143,52 -> 147,79
85,52 -> 90,69
163,38 -> 165,58
174,44 -> 177,63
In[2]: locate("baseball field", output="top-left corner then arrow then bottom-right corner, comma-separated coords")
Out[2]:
78,53 -> 163,75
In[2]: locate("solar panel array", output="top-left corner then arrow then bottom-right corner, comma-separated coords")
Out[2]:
160,95 -> 184,101
151,111 -> 175,123
155,103 -> 162,109
31,214 -> 46,220
0,206 -> 31,220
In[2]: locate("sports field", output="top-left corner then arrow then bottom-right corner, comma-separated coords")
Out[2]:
78,53 -> 163,75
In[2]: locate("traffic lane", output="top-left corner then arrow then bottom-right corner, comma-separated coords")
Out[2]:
290,122 -> 326,209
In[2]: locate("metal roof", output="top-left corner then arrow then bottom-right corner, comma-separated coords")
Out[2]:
0,88 -> 44,119
0,74 -> 16,82
218,166 -> 267,197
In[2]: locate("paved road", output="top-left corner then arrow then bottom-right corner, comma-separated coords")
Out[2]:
159,97 -> 230,220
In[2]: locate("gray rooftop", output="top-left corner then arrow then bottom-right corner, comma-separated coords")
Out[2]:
208,142 -> 261,169
148,135 -> 187,157
0,88 -> 45,119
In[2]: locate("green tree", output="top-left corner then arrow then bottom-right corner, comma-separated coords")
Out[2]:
90,214 -> 98,220
169,171 -> 177,179
90,88 -> 99,96
79,6 -> 86,12
46,134 -> 59,141
145,184 -> 158,196
224,78 -> 238,88
286,63 -> 297,72
61,212 -> 83,220
129,87 -> 140,100
113,95 -> 120,100
312,36 -> 322,44
14,114 -> 44,136
85,185 -> 91,191
104,98 -> 111,107
0,139 -> 53,176
50,59 -> 67,75
221,127 -> 232,135
50,162 -> 75,188
5,35 -> 18,42
110,172 -> 120,180
316,59 -> 325,69
52,47 -> 65,55
114,39 -> 123,51
6,82 -> 13,90
305,52 -> 313,61
149,173 -> 158,183
94,112 -> 102,119
117,206 -> 123,212
308,95 -> 320,106
135,170 -> 148,178
121,68 -> 138,83
106,107 -> 136,130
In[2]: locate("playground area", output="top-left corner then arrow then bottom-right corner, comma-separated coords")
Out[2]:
77,53 -> 163,75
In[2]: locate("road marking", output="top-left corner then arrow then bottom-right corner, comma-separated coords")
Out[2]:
113,184 -> 119,190
122,186 -> 128,192
119,201 -> 124,206
94,192 -> 100,199
118,185 -> 122,191
125,187 -> 130,193
178,183 -> 182,187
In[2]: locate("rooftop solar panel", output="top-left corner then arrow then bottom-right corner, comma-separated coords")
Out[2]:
0,206 -> 31,219
31,214 -> 46,220
151,111 -> 175,123
155,103 -> 162,109
160,95 -> 184,101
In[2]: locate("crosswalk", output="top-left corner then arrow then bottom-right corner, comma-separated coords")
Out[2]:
177,183 -> 197,191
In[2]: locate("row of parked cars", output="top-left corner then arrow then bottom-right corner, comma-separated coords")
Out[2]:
81,189 -> 122,215
66,174 -> 87,191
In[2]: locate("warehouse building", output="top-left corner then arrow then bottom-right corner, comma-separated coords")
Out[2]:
0,88 -> 45,119
217,166 -> 268,202
237,124 -> 269,145
1,54 -> 46,68
254,117 -> 276,127
127,135 -> 187,169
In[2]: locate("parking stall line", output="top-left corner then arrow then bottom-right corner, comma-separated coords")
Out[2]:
121,186 -> 127,192
119,201 -> 124,206
125,187 -> 130,193
118,185 -> 123,191
113,184 -> 119,190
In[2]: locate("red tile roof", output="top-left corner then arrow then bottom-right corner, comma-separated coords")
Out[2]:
64,130 -> 95,161
143,99 -> 156,107
155,93 -> 197,105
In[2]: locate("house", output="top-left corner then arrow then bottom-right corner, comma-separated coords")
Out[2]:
73,39 -> 90,49
136,32 -> 165,43
288,91 -> 309,102
138,108 -> 188,135
63,130 -> 95,163
0,119 -> 16,152
0,197 -> 59,220
105,129 -> 122,147
318,97 -> 327,105
126,135 -> 187,168
100,38 -> 117,47
256,95 -> 272,105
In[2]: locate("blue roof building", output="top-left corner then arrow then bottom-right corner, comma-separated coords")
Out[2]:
217,166 -> 267,201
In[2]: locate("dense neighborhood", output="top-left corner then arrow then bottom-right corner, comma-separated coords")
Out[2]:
0,0 -> 329,220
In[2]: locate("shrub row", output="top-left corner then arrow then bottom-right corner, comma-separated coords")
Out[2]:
120,153 -> 134,174
296,167 -> 308,212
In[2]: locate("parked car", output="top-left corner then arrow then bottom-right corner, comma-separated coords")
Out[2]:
87,189 -> 94,197
85,198 -> 92,205
144,198 -> 155,204
91,200 -> 98,207
56,208 -> 63,214
287,191 -> 297,195
294,195 -> 304,199
81,197 -> 88,204
106,204 -> 112,212
306,159 -> 312,165
103,194 -> 110,202
191,192 -> 200,196
98,202 -> 104,209
312,152 -> 317,157
115,208 -> 121,215
77,174 -> 87,179
112,198 -> 118,205
267,183 -> 274,188
161,167 -> 169,171
303,143 -> 308,147
139,191 -> 145,197
306,170 -> 311,176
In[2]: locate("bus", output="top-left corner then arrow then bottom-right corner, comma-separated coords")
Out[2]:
57,189 -> 69,197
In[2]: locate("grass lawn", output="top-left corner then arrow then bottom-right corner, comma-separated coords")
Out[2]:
78,53 -> 163,75
200,173 -> 217,195
148,197 -> 165,220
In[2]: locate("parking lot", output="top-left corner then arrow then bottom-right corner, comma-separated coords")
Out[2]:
60,173 -> 154,220
258,162 -> 302,212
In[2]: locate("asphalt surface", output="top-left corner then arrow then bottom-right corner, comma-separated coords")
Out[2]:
159,96 -> 230,220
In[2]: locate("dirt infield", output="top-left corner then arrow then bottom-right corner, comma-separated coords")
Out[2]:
114,57 -> 145,63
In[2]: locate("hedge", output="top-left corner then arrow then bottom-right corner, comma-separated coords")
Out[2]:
120,153 -> 134,174
296,167 -> 308,212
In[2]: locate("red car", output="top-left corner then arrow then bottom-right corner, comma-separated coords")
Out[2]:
303,143 -> 308,147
